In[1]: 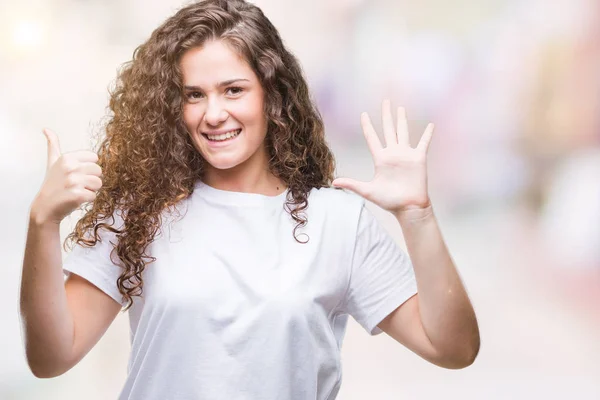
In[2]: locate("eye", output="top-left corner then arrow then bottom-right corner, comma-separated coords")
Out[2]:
226,87 -> 244,96
186,91 -> 203,100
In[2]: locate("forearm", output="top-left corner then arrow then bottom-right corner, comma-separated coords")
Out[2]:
20,212 -> 75,377
395,205 -> 480,364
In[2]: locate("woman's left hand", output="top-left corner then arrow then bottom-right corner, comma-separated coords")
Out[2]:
332,99 -> 434,215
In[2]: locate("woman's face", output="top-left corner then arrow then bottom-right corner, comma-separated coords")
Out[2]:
180,39 -> 269,173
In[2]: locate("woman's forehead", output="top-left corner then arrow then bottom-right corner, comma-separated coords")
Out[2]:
180,41 -> 255,85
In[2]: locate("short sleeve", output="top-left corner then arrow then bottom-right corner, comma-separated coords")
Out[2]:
341,203 -> 418,336
62,211 -> 127,308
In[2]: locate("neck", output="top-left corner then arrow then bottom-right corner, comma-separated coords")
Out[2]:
201,153 -> 286,196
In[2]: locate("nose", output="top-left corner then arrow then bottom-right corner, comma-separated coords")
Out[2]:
203,98 -> 228,126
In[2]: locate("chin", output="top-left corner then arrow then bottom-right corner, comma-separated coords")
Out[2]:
203,154 -> 246,171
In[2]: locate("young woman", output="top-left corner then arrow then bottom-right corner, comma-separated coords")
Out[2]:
20,0 -> 480,398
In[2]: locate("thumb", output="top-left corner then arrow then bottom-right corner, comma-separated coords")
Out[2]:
332,177 -> 370,198
42,128 -> 62,171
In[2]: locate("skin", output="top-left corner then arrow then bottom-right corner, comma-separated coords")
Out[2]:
22,130 -> 121,378
333,101 -> 480,368
180,39 -> 286,196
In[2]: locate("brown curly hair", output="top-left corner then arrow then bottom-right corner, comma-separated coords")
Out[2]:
64,0 -> 337,311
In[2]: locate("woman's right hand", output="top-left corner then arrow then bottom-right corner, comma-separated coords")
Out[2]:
30,128 -> 103,225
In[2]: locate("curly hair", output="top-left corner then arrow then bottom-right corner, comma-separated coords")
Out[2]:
63,0 -> 337,311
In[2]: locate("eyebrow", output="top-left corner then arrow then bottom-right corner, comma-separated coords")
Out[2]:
184,78 -> 250,91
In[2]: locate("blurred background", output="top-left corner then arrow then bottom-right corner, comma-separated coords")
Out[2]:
2,0 -> 599,398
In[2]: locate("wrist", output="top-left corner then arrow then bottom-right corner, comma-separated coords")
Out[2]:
393,203 -> 434,224
29,206 -> 61,228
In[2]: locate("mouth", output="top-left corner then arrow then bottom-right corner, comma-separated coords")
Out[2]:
201,129 -> 242,143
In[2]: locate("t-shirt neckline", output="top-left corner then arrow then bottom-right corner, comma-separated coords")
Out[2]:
193,180 -> 289,207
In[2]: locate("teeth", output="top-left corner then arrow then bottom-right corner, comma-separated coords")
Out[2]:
206,129 -> 241,141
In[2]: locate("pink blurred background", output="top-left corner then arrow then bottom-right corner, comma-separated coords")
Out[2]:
2,0 -> 599,398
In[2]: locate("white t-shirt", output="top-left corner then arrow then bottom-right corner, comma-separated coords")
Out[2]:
63,180 -> 418,400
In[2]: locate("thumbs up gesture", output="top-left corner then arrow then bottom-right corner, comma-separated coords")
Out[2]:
30,128 -> 103,225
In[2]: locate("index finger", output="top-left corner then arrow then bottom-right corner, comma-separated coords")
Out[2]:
68,150 -> 100,164
360,112 -> 382,155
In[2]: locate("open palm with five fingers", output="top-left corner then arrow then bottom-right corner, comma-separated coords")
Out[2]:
332,99 -> 434,215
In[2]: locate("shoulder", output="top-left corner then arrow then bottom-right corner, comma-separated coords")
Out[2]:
310,186 -> 363,203
307,186 -> 365,218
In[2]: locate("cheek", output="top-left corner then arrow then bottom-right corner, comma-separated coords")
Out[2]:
182,105 -> 201,129
238,97 -> 266,129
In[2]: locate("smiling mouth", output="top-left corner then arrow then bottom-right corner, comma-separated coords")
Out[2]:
201,129 -> 242,142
